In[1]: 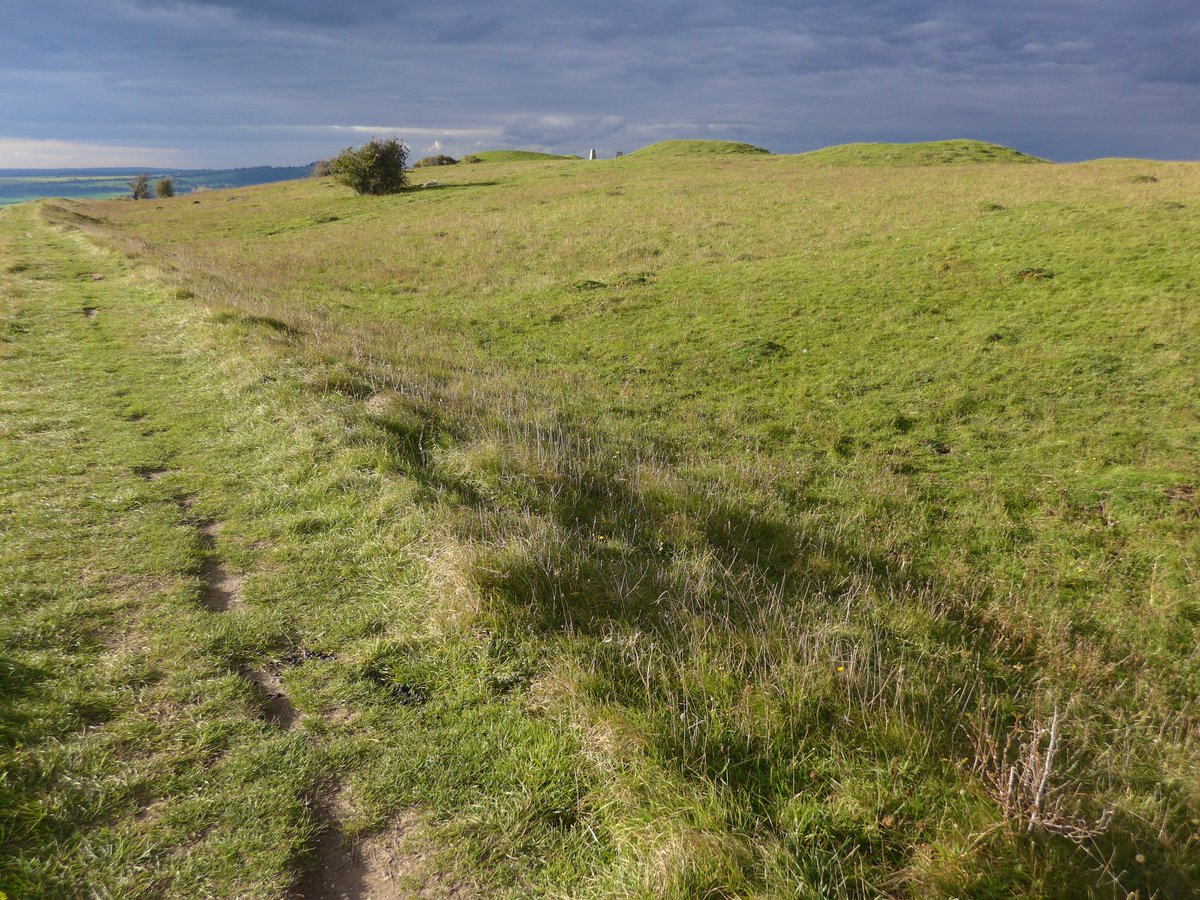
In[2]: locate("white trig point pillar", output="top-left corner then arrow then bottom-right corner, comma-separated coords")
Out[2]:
589,148 -> 597,160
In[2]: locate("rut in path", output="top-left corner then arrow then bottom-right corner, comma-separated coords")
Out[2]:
192,516 -> 300,729
293,792 -> 473,900
239,665 -> 299,729
196,519 -> 244,612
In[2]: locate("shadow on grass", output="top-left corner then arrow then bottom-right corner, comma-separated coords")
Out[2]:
326,361 -> 1194,895
405,181 -> 501,192
0,652 -> 52,745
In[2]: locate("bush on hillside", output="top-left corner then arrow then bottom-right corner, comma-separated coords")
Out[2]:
327,139 -> 409,195
461,154 -> 481,164
412,154 -> 458,168
155,177 -> 175,198
128,174 -> 151,200
312,158 -> 334,178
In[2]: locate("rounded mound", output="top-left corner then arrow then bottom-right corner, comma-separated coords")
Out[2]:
626,140 -> 771,158
796,140 -> 1046,166
801,140 -> 1046,166
470,150 -> 576,163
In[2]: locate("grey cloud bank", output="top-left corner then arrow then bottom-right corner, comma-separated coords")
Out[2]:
2,0 -> 1198,167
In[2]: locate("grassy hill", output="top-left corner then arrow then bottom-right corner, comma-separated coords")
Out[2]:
796,139 -> 1047,166
626,139 -> 771,158
2,147 -> 1199,897
470,149 -> 577,162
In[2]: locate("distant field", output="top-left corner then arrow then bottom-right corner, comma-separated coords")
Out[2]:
3,140 -> 1199,897
0,176 -> 127,206
0,164 -> 314,207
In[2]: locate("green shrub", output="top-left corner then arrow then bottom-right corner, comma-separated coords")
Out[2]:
461,154 -> 482,164
312,158 -> 334,178
328,139 -> 409,195
155,177 -> 175,198
128,174 -> 151,200
412,154 -> 458,168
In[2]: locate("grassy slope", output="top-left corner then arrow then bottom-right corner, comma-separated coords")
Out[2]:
3,149 -> 1200,897
796,139 -> 1046,165
471,150 -> 576,162
627,139 -> 771,157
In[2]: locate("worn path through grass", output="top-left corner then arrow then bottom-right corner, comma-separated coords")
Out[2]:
0,203 -> 549,897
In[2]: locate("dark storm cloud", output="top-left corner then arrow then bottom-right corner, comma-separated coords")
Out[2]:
2,0 -> 1198,166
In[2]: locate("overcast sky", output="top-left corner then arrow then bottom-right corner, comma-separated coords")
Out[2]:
2,0 -> 1198,167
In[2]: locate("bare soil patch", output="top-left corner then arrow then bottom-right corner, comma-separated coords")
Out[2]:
295,801 -> 474,900
196,520 -> 244,611
240,665 -> 298,729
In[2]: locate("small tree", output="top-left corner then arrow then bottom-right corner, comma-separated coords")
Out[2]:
155,177 -> 175,198
312,158 -> 334,178
129,174 -> 151,200
327,138 -> 408,195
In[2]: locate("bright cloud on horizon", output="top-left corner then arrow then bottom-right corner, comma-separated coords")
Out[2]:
0,138 -> 184,168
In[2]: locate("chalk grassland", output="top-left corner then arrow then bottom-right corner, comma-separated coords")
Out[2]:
2,143 -> 1199,896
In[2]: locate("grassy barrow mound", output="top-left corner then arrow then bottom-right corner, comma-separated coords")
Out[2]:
470,150 -> 577,163
626,140 -> 771,159
797,139 -> 1047,166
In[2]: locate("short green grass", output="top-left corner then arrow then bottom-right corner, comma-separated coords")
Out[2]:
3,144 -> 1200,897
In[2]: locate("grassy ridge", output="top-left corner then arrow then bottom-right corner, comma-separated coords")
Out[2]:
4,147 -> 1200,896
626,140 -> 771,158
795,139 -> 1046,165
471,150 -> 577,163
